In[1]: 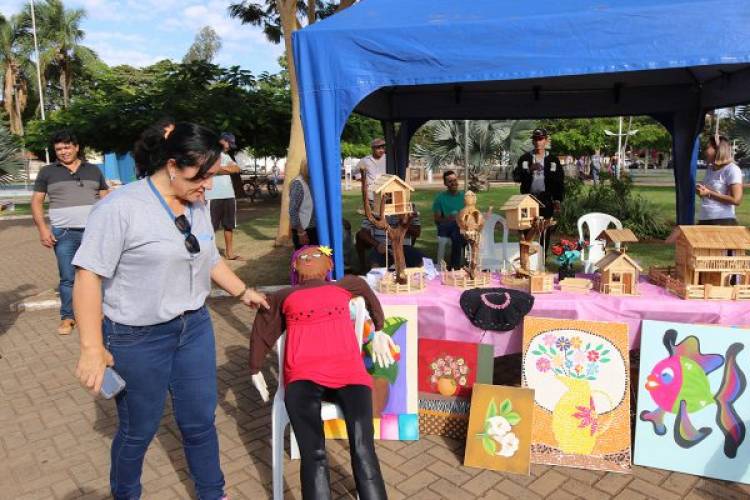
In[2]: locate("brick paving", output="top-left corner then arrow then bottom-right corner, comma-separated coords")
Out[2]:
2,219 -> 750,499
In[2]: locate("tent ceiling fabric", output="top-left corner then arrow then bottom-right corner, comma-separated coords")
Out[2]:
292,0 -> 750,277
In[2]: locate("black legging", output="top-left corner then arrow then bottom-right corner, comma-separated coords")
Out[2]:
285,381 -> 387,500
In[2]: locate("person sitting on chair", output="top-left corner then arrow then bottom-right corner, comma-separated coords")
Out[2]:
432,170 -> 465,270
356,213 -> 423,273
249,246 -> 392,500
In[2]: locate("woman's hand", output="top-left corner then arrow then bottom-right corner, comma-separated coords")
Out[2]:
240,288 -> 270,310
75,346 -> 114,395
696,183 -> 711,198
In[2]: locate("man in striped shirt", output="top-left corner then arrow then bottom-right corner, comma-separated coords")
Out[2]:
31,130 -> 109,335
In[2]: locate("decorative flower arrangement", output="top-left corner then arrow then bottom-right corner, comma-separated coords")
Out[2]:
477,398 -> 521,457
551,239 -> 586,277
429,354 -> 470,396
531,333 -> 612,381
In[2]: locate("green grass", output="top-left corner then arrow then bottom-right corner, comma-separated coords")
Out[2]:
0,202 -> 33,216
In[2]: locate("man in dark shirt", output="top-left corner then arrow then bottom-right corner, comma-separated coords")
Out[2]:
31,130 -> 109,335
513,128 -> 565,254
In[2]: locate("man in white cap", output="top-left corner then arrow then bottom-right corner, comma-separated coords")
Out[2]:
206,132 -> 242,259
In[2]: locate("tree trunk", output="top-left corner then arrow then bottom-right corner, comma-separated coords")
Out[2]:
274,0 -> 304,246
4,64 -> 20,135
60,62 -> 70,109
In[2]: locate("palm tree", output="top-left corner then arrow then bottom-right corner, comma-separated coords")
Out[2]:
229,0 -> 355,245
0,14 -> 32,135
0,124 -> 24,184
27,0 -> 94,109
414,120 -> 536,191
731,106 -> 750,157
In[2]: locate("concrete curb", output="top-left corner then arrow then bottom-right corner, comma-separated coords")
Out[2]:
9,285 -> 289,313
0,214 -> 35,221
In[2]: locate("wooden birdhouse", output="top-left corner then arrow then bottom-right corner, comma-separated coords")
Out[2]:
371,174 -> 415,216
662,226 -> 750,299
500,194 -> 543,230
597,228 -> 638,253
596,251 -> 643,295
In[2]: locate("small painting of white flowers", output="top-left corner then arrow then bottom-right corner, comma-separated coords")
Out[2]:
464,384 -> 534,474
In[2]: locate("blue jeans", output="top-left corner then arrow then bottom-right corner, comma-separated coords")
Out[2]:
436,221 -> 466,270
52,227 -> 83,320
103,306 -> 225,500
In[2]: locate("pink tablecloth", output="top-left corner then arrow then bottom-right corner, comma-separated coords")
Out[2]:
376,276 -> 750,357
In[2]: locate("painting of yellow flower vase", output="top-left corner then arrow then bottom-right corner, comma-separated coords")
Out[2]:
464,384 -> 535,475
522,317 -> 631,472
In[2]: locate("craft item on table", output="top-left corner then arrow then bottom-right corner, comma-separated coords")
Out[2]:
522,317 -> 631,472
457,191 -> 488,280
417,339 -> 494,438
500,194 -> 556,292
592,228 -> 642,295
558,277 -> 594,294
551,238 -> 584,281
529,272 -> 555,293
463,384 -> 535,475
248,245 -> 394,498
421,257 -> 440,280
459,287 -> 535,332
649,225 -> 750,300
634,320 -> 750,483
326,304 -> 419,441
360,172 -> 425,293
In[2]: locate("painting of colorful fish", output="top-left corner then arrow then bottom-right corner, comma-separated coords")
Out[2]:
635,320 -> 750,483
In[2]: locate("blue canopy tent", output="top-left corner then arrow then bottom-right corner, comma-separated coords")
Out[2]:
293,0 -> 750,277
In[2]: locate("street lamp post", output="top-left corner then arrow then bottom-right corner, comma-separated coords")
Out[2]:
29,0 -> 50,164
604,117 -> 638,178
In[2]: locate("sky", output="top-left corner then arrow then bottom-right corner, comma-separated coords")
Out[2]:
0,0 -> 284,75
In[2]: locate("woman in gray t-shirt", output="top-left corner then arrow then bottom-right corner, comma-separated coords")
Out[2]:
72,123 -> 268,500
697,135 -> 744,225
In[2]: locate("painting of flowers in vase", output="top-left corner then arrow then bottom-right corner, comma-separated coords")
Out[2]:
522,317 -> 631,472
464,384 -> 535,475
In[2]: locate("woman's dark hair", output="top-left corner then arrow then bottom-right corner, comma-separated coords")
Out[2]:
134,122 -> 222,179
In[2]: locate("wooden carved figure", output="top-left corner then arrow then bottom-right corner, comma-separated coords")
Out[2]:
458,191 -> 484,279
361,168 -> 415,284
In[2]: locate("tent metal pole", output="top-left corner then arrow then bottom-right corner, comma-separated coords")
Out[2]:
464,120 -> 469,190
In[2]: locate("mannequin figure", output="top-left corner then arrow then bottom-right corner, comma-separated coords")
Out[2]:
249,246 -> 394,500
457,191 -> 484,279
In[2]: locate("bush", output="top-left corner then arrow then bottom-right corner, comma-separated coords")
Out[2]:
556,174 -> 670,240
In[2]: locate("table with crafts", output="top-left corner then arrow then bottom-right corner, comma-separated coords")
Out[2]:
375,275 -> 750,356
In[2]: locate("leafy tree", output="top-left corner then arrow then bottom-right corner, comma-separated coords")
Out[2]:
0,14 -> 32,134
183,26 -> 222,64
0,124 -> 23,183
24,60 -> 291,158
24,0 -> 95,109
414,120 -> 536,191
228,0 -> 356,244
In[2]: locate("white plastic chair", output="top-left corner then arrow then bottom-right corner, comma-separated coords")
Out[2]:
479,213 -> 509,272
271,297 -> 368,500
479,213 -> 542,272
577,213 -> 623,273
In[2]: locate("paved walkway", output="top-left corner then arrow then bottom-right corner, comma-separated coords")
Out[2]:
2,219 -> 750,499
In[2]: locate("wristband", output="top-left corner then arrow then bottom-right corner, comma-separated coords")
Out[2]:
235,285 -> 248,298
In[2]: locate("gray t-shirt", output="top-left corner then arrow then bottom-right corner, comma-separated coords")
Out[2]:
33,162 -> 108,228
72,178 -> 220,326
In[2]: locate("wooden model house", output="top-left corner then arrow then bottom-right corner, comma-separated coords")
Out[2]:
500,194 -> 543,230
596,252 -> 643,295
371,174 -> 415,216
661,226 -> 750,300
597,228 -> 639,252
